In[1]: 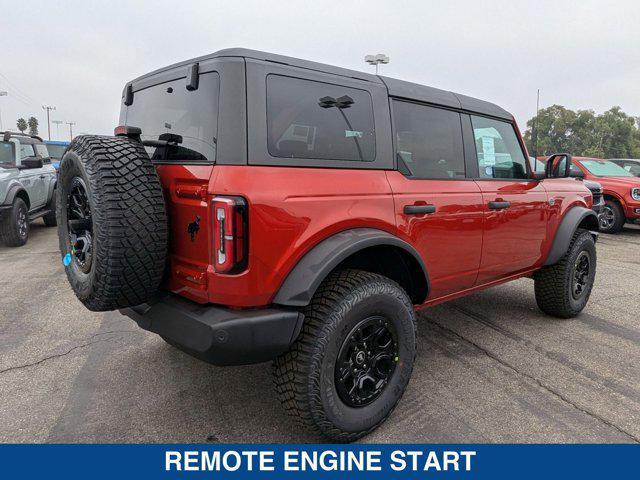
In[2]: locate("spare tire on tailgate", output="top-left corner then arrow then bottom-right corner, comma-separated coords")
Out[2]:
57,135 -> 168,311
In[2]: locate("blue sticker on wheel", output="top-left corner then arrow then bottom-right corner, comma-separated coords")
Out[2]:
63,253 -> 72,266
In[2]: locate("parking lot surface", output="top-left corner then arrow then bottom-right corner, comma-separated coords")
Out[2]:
1,222 -> 639,443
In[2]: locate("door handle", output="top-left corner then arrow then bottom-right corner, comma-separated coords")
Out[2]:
39,175 -> 45,179
404,204 -> 436,215
488,201 -> 511,210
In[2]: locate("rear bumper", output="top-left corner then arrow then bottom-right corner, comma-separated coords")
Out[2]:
120,293 -> 304,366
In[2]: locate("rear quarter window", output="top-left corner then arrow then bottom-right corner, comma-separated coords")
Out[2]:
266,75 -> 375,162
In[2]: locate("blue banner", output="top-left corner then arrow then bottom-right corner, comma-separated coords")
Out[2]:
0,444 -> 636,479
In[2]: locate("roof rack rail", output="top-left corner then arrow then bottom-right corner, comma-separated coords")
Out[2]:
0,131 -> 44,142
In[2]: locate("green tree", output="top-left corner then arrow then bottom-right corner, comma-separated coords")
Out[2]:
524,105 -> 640,158
523,105 -> 577,157
27,116 -> 38,136
16,118 -> 28,133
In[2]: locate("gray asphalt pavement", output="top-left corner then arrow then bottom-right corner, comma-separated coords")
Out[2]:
1,221 -> 639,443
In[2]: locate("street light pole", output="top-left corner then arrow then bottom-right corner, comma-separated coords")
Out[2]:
66,121 -> 76,141
42,105 -> 56,140
52,120 -> 63,139
0,91 -> 7,132
364,54 -> 389,75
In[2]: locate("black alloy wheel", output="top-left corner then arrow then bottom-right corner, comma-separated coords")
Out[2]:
572,251 -> 591,300
335,316 -> 399,407
66,177 -> 93,273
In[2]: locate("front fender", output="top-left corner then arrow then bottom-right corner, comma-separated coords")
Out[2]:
1,183 -> 29,208
544,207 -> 598,266
273,228 -> 429,307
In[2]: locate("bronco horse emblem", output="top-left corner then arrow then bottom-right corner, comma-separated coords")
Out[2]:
187,216 -> 201,241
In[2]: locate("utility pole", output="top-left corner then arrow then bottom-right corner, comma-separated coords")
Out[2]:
42,105 -> 56,140
0,91 -> 7,131
52,120 -> 63,139
66,121 -> 76,141
532,89 -> 540,167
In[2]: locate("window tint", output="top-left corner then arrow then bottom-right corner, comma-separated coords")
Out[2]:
471,116 -> 528,179
124,72 -> 220,163
392,101 -> 465,179
266,75 -> 375,162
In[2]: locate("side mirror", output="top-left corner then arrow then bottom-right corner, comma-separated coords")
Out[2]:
569,169 -> 585,179
545,153 -> 572,178
20,157 -> 44,169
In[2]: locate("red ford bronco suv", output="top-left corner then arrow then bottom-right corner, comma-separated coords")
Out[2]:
56,49 -> 598,441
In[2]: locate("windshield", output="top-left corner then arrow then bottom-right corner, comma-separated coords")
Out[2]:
0,142 -> 14,166
122,71 -> 220,163
46,144 -> 67,159
579,159 -> 634,177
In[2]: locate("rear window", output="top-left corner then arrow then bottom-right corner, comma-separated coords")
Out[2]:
266,75 -> 375,162
123,72 -> 220,163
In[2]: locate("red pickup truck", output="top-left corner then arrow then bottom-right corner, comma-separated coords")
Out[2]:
56,49 -> 598,441
561,157 -> 640,233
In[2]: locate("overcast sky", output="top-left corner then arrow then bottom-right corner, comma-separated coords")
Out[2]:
1,0 -> 639,140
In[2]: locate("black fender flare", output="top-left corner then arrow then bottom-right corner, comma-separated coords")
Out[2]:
544,207 -> 599,266
2,185 -> 29,209
272,228 -> 430,307
45,177 -> 57,208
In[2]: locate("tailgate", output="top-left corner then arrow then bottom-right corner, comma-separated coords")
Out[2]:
156,164 -> 215,303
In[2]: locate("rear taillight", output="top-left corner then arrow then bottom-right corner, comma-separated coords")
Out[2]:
212,196 -> 248,274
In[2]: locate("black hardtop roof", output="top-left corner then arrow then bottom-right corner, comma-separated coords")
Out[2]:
130,48 -> 512,121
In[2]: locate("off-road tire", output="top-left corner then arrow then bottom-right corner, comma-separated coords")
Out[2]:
0,198 -> 29,247
57,135 -> 168,311
599,199 -> 625,233
43,189 -> 57,227
534,229 -> 596,318
273,269 -> 417,442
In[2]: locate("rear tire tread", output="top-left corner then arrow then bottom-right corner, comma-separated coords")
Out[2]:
57,135 -> 167,311
273,269 -> 416,442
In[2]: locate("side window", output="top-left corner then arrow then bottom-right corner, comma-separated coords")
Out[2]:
392,100 -> 465,179
19,143 -> 35,160
0,142 -> 15,166
266,75 -> 375,162
471,116 -> 528,179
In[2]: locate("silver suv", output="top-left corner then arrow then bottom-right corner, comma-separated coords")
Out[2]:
0,132 -> 58,246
